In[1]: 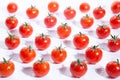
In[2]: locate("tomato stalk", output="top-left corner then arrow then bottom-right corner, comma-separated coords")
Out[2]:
57,44 -> 62,53
61,23 -> 67,29
78,32 -> 83,36
28,45 -> 32,51
91,45 -> 99,50
24,22 -> 29,26
111,35 -> 118,41
74,59 -> 83,67
8,33 -> 15,39
117,14 -> 120,17
67,6 -> 71,9
85,14 -> 89,18
116,59 -> 120,64
48,13 -> 52,17
31,5 -> 35,9
38,58 -> 44,63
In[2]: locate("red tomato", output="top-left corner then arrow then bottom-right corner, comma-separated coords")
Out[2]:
20,46 -> 36,63
7,2 -> 18,13
111,1 -> 120,14
35,33 -> 51,50
106,59 -> 120,78
79,2 -> 90,13
33,58 -> 50,77
5,16 -> 18,29
57,23 -> 71,39
64,7 -> 76,20
107,35 -> 120,52
70,59 -> 87,78
19,22 -> 33,38
51,45 -> 67,64
93,6 -> 106,19
73,32 -> 89,50
110,14 -> 120,29
80,14 -> 94,29
44,13 -> 57,28
26,5 -> 39,19
0,58 -> 15,77
96,25 -> 111,39
48,1 -> 59,13
85,45 -> 103,64
5,33 -> 20,50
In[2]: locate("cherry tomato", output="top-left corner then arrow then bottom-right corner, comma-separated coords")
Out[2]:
0,58 -> 15,77
110,14 -> 120,29
35,33 -> 51,50
80,14 -> 94,29
79,2 -> 90,13
5,16 -> 18,29
26,5 -> 39,19
107,35 -> 120,52
106,59 -> 120,78
20,46 -> 36,63
7,2 -> 18,13
51,45 -> 67,64
19,22 -> 33,38
64,7 -> 76,20
5,33 -> 20,50
48,1 -> 59,13
85,45 -> 103,64
44,13 -> 57,28
93,6 -> 106,19
73,32 -> 89,50
57,23 -> 71,39
96,25 -> 111,39
33,58 -> 50,77
111,1 -> 120,14
70,59 -> 87,78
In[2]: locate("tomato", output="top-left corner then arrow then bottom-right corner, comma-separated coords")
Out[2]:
80,14 -> 94,29
0,58 -> 15,77
110,14 -> 120,29
7,2 -> 18,13
106,59 -> 120,78
85,45 -> 103,64
79,2 -> 90,13
44,13 -> 57,28
70,59 -> 87,78
48,1 -> 59,13
5,33 -> 20,50
26,5 -> 39,19
64,7 -> 76,20
35,33 -> 51,50
107,35 -> 120,52
93,6 -> 106,19
57,23 -> 71,39
33,58 -> 50,77
5,16 -> 18,29
20,46 -> 36,63
19,22 -> 33,38
51,45 -> 67,64
111,1 -> 120,14
96,25 -> 111,39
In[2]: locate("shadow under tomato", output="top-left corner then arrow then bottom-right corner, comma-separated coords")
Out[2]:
0,41 -> 7,49
99,42 -> 109,52
74,53 -> 85,61
41,53 -> 52,63
9,52 -> 21,63
63,40 -> 74,48
22,67 -> 34,77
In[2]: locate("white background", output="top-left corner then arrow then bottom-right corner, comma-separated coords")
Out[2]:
0,0 -> 120,80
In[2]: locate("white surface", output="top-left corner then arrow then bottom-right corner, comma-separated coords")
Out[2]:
0,0 -> 120,80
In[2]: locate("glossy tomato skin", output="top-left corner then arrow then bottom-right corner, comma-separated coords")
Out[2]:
5,16 -> 18,29
93,6 -> 106,19
7,2 -> 18,13
85,45 -> 103,64
48,1 -> 59,13
108,35 -> 120,52
0,58 -> 15,77
26,6 -> 39,19
96,25 -> 111,39
70,59 -> 87,78
106,59 -> 120,78
19,22 -> 33,38
5,34 -> 20,50
33,59 -> 50,77
73,32 -> 89,50
111,1 -> 120,14
110,15 -> 120,29
44,14 -> 57,28
57,23 -> 71,39
64,7 -> 76,20
79,2 -> 90,13
80,15 -> 94,29
35,34 -> 51,50
20,46 -> 36,63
